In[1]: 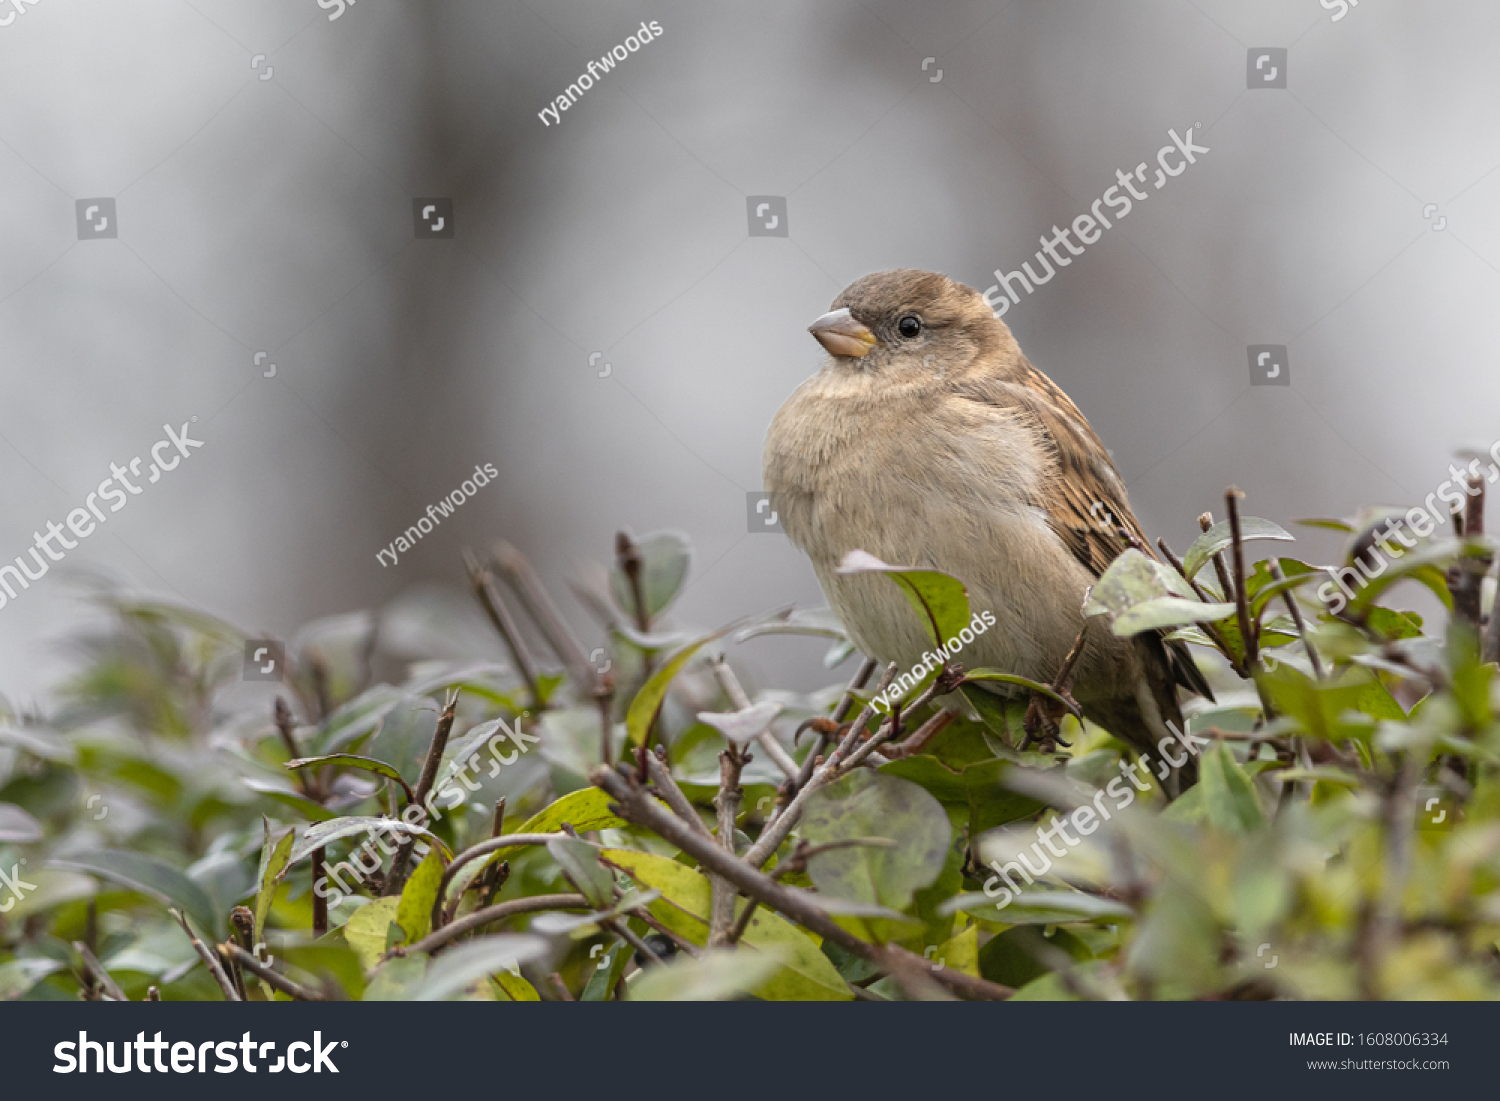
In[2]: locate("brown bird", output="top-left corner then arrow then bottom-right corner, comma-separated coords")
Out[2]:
763,269 -> 1210,785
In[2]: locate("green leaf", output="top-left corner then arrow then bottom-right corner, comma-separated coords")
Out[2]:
0,803 -> 43,843
492,970 -> 542,1001
343,897 -> 400,970
254,825 -> 295,943
396,846 -> 446,943
240,779 -> 339,822
1199,743 -> 1265,833
50,850 -> 219,938
1084,549 -> 1201,619
514,786 -> 628,837
309,685 -> 410,755
600,849 -> 850,1000
836,550 -> 971,649
1182,518 -> 1295,579
284,816 -> 450,871
626,623 -> 737,747
628,948 -> 785,1002
800,771 -> 950,921
285,753 -> 412,800
978,925 -> 1092,989
610,532 -> 693,621
939,890 -> 1133,924
546,837 -> 615,910
1112,596 -> 1237,637
581,941 -> 630,1001
960,671 -> 1081,714
407,935 -> 549,1000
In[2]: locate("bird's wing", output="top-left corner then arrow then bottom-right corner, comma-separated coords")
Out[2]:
956,360 -> 1214,702
958,358 -> 1142,576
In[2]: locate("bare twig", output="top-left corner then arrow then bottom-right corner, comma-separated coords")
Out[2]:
727,838 -> 895,943
1225,490 -> 1257,669
395,894 -> 589,959
1158,537 -> 1250,676
490,540 -> 598,691
548,972 -> 575,1001
644,747 -> 712,838
384,690 -> 460,894
793,657 -> 876,793
593,765 -> 1010,1001
431,832 -> 568,925
709,740 -> 746,946
465,549 -> 544,706
711,656 -> 798,779
221,943 -> 326,1001
747,663 -> 899,869
1199,512 -> 1237,605
615,532 -> 651,634
1270,560 -> 1323,678
73,942 -> 127,1002
1450,477 -> 1491,632
168,909 -> 241,1002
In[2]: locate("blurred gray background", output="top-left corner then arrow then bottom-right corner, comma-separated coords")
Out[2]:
2,0 -> 1498,703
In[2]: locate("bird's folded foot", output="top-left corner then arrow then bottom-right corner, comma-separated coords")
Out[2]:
1021,692 -> 1074,753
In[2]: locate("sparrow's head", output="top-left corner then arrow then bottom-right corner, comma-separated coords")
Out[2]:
807,269 -> 1010,380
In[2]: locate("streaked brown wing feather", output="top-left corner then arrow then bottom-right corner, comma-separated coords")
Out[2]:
958,358 -> 1215,702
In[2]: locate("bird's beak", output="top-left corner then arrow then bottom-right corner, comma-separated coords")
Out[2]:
808,308 -> 877,358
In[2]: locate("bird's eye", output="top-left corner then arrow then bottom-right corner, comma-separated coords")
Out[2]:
897,315 -> 922,338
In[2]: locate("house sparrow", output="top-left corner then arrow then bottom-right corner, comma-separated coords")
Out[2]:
763,269 -> 1210,783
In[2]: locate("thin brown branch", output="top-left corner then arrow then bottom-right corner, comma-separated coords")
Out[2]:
73,942 -> 127,1002
709,742 -> 746,946
548,972 -> 575,1001
711,655 -> 798,779
615,531 -> 652,634
491,540 -> 598,691
746,663 -> 899,869
1159,537 -> 1250,677
1270,560 -> 1323,678
431,833 -> 567,926
793,657 -> 877,792
593,765 -> 1010,1001
465,549 -> 544,705
1224,489 -> 1257,669
395,894 -> 589,959
221,942 -> 326,1001
169,909 -> 241,1002
1199,511 -> 1237,606
644,746 -> 712,838
1450,476 -> 1491,631
384,690 -> 460,894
